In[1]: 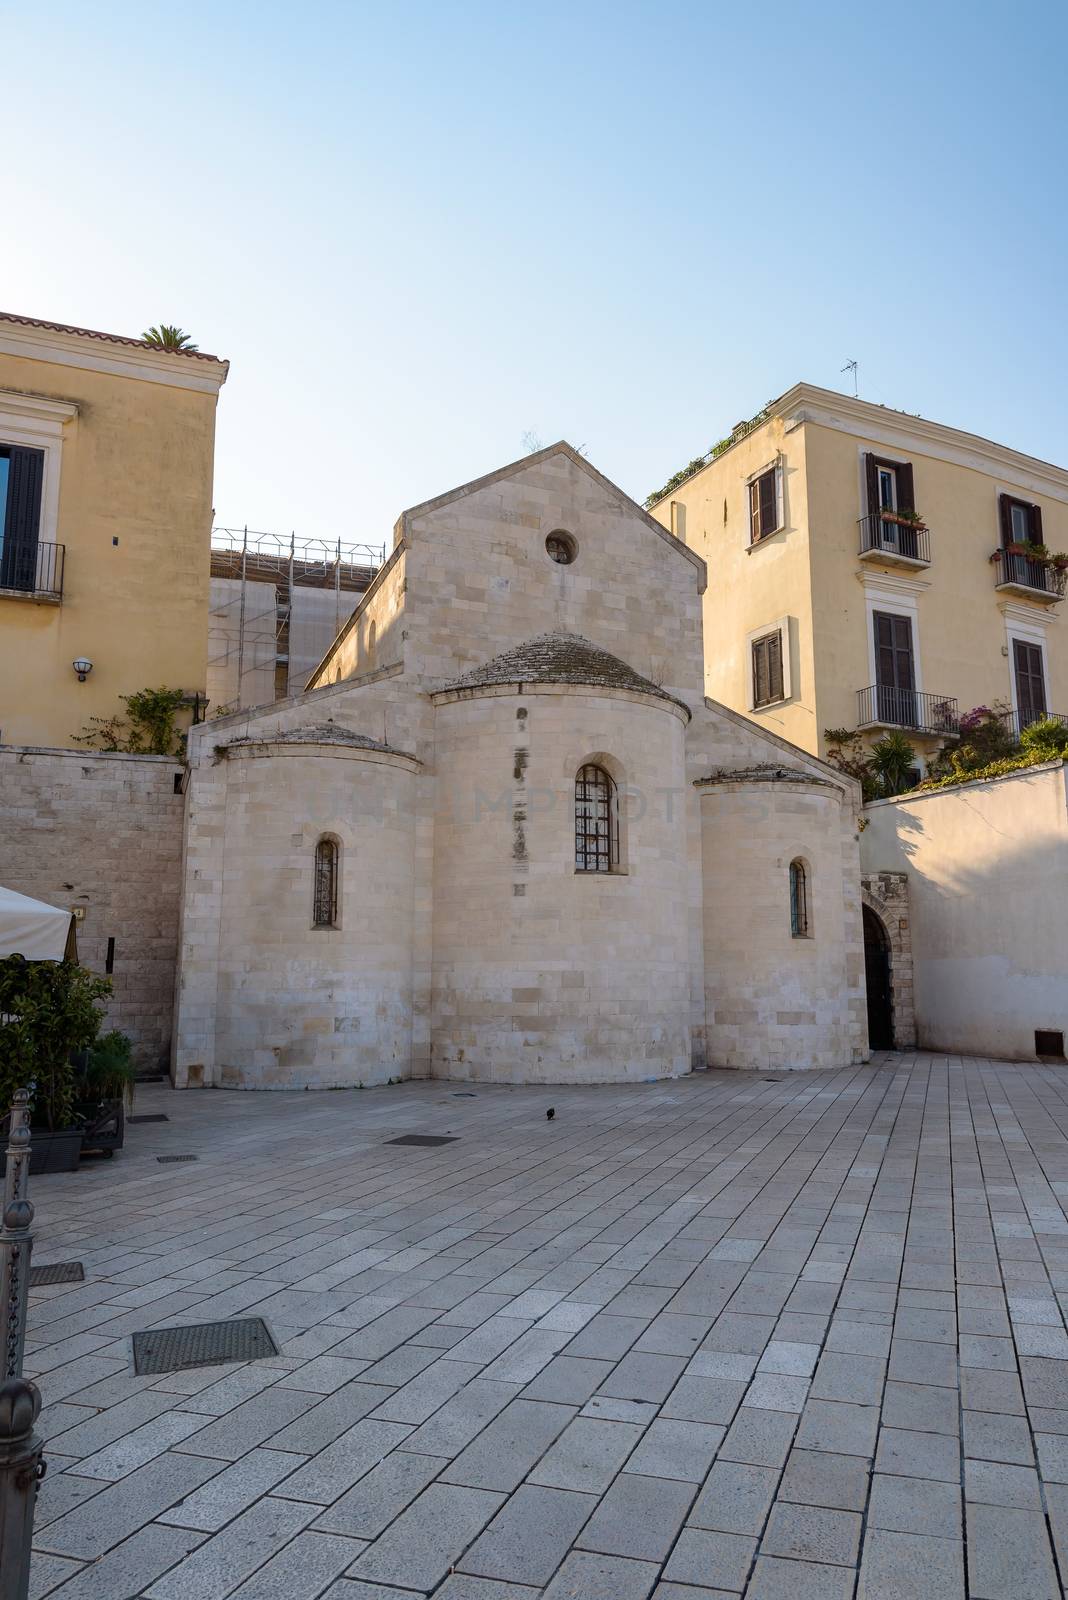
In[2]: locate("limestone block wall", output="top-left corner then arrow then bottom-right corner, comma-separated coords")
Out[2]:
861,870 -> 916,1050
0,745 -> 185,1068
174,739 -> 420,1089
430,683 -> 693,1083
309,547 -> 407,687
699,776 -> 869,1069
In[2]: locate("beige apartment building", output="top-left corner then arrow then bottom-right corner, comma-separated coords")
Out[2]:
649,384 -> 1068,767
0,312 -> 228,748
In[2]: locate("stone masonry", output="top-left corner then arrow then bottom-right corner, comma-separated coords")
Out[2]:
0,745 -> 185,1068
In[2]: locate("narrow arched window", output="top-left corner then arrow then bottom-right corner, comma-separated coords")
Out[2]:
313,837 -> 339,928
789,859 -> 809,937
575,764 -> 618,873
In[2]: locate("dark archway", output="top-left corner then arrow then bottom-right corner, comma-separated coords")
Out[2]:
863,904 -> 893,1050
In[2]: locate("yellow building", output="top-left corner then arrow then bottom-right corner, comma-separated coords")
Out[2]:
0,312 -> 228,748
649,384 -> 1068,769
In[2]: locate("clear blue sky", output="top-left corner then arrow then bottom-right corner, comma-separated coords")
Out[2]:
7,1 -> 1067,548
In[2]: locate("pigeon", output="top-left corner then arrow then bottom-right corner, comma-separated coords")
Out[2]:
546,1108 -> 555,1120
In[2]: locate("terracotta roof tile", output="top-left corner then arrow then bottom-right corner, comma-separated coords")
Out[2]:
0,311 -> 225,365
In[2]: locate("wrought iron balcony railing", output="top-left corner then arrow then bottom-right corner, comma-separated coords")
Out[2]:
993,707 -> 1068,743
0,541 -> 64,602
858,512 -> 931,566
991,549 -> 1067,601
857,685 -> 959,736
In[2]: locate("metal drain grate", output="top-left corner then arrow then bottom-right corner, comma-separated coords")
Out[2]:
29,1262 -> 84,1287
386,1134 -> 458,1147
129,1114 -> 169,1124
157,1154 -> 197,1163
133,1316 -> 279,1375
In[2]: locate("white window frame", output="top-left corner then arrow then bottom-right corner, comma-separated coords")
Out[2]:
745,454 -> 785,546
745,615 -> 792,710
0,390 -> 76,549
859,573 -> 928,701
1001,604 -> 1050,725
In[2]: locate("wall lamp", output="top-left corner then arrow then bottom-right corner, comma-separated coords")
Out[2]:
72,658 -> 93,682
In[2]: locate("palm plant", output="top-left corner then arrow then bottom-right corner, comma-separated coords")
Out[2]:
142,325 -> 198,351
868,731 -> 917,797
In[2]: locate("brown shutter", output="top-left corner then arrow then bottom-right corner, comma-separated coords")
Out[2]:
749,481 -> 760,543
1032,501 -> 1044,544
768,630 -> 783,700
896,461 -> 915,514
758,469 -> 776,535
864,452 -> 879,516
753,638 -> 767,704
999,493 -> 1013,547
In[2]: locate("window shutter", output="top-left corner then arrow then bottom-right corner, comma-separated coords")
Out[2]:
0,447 -> 45,590
749,481 -> 760,543
864,453 -> 879,516
896,461 -> 915,514
759,469 -> 776,536
1032,501 -> 1044,543
999,493 -> 1013,547
753,638 -> 766,704
768,630 -> 783,699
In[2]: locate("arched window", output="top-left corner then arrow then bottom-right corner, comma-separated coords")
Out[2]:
313,837 -> 339,928
789,859 -> 809,938
575,764 -> 618,873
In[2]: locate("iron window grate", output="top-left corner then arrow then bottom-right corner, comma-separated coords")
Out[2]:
133,1316 -> 279,1375
385,1134 -> 459,1147
129,1114 -> 169,1124
1036,1030 -> 1066,1060
29,1262 -> 84,1287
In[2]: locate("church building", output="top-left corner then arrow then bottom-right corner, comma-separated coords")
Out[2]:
173,444 -> 870,1087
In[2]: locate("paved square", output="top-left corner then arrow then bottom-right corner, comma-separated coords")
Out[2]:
24,1052 -> 1068,1597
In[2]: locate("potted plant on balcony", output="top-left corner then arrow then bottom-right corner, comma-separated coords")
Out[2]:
76,1030 -> 134,1158
0,955 -> 111,1174
879,506 -> 927,529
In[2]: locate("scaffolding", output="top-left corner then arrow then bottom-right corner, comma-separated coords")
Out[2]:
208,527 -> 386,712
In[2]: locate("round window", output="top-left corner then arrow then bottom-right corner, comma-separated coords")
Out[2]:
545,530 -> 578,565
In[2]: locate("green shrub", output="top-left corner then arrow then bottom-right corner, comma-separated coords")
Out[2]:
1020,717 -> 1068,761
0,957 -> 111,1130
84,1030 -> 136,1110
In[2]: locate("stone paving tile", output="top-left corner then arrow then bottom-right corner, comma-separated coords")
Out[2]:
26,1057 -> 1068,1599
347,1482 -> 505,1591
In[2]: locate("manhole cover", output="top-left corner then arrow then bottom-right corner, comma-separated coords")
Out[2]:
157,1154 -> 197,1163
129,1114 -> 169,1124
133,1316 -> 279,1375
29,1262 -> 84,1287
385,1134 -> 459,1147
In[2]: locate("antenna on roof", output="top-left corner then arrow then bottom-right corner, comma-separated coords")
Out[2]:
841,359 -> 858,398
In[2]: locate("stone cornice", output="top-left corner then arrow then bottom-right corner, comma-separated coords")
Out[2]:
772,383 -> 1068,502
431,679 -> 691,723
0,320 -> 229,395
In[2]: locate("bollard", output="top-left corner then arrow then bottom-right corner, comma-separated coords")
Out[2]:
1,1089 -> 35,1379
0,1377 -> 44,1600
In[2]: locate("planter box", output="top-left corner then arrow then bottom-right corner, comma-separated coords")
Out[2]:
78,1099 -> 125,1158
0,1128 -> 84,1176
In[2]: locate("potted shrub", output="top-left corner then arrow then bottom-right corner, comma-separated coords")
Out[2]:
0,955 -> 111,1175
76,1030 -> 134,1158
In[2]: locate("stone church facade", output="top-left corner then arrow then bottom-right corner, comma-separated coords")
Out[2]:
173,445 -> 869,1088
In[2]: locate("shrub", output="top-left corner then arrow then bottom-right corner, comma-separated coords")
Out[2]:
83,1030 -> 136,1110
0,957 -> 112,1130
1020,717 -> 1068,761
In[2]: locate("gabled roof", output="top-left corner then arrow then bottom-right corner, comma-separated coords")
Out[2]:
0,311 -> 226,366
435,631 -> 688,716
396,441 -> 706,589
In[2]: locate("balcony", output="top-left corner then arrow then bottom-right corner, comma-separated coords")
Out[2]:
0,541 -> 65,604
991,548 -> 1067,603
858,512 -> 931,568
857,685 -> 959,737
994,707 -> 1068,743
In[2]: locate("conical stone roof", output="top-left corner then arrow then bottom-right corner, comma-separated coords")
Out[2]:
436,631 -> 682,708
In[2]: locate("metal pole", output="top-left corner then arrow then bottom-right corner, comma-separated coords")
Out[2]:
236,524 -> 248,703
0,1092 -> 43,1600
1,1089 -> 35,1380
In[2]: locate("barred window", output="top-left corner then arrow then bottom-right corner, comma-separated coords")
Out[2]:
313,837 -> 339,928
789,858 -> 809,938
575,764 -> 618,873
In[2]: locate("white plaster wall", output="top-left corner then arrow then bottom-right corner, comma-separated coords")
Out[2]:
861,763 -> 1068,1059
431,684 -> 692,1083
700,780 -> 869,1069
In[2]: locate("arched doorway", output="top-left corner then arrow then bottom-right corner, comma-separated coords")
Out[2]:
863,904 -> 893,1050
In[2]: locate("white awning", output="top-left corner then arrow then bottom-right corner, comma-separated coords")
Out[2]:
0,886 -> 75,961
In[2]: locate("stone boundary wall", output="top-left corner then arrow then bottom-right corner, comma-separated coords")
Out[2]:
0,745 -> 185,1069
